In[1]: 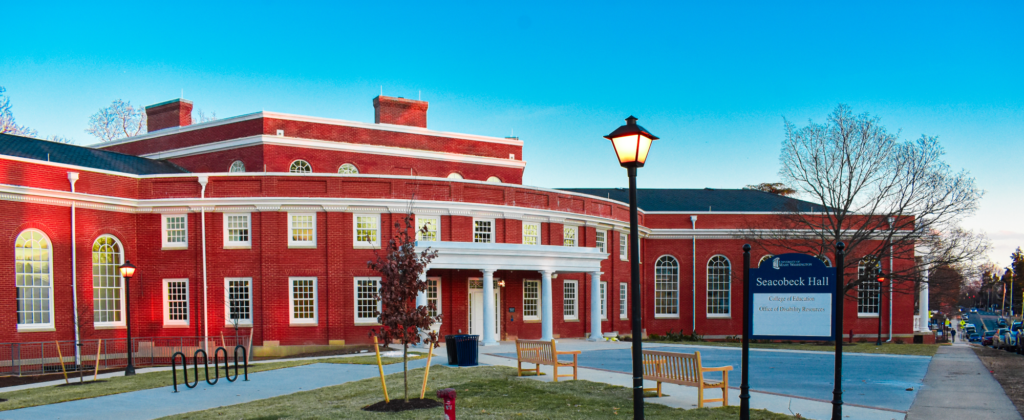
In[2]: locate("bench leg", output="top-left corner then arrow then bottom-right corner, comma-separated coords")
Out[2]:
698,385 -> 704,408
517,361 -> 522,377
573,354 -> 578,381
657,381 -> 662,398
722,371 -> 729,406
553,364 -> 558,382
536,364 -> 540,377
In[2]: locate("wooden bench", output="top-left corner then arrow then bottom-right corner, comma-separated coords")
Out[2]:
641,349 -> 732,408
515,339 -> 581,382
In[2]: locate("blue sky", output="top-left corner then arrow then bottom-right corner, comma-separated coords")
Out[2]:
2,1 -> 1021,265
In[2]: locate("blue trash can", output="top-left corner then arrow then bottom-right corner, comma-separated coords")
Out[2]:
444,335 -> 466,365
455,335 -> 480,367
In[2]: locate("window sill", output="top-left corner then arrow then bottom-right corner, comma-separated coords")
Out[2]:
224,323 -> 253,328
654,315 -> 680,320
289,322 -> 319,327
94,324 -> 127,330
163,324 -> 190,328
620,317 -> 629,321
288,244 -> 317,249
707,314 -> 732,319
162,245 -> 188,251
564,318 -> 579,322
353,245 -> 381,250
17,326 -> 55,333
523,319 -> 541,323
223,245 -> 252,250
858,314 -> 880,319
354,322 -> 381,327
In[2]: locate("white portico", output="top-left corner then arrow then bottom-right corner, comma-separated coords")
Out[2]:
415,241 -> 607,346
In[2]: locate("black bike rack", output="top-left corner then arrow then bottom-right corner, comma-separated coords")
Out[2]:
172,345 -> 249,392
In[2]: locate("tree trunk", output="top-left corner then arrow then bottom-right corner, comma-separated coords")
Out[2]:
403,342 -> 409,403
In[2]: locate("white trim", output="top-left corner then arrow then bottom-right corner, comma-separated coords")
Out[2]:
563,225 -> 578,247
600,281 -> 607,320
415,214 -> 441,242
289,277 -> 318,326
522,222 -> 540,245
287,212 -> 317,248
162,278 -> 190,327
14,229 -> 56,331
91,234 -> 126,328
161,214 -> 189,250
619,232 -> 628,261
563,280 -> 578,321
523,279 -> 540,321
427,276 -> 442,330
620,282 -> 628,320
224,277 -> 253,327
353,214 -> 381,248
654,254 -> 681,319
473,218 -> 495,244
595,230 -> 607,254
354,277 -> 382,324
222,213 -> 252,248
140,135 -> 527,169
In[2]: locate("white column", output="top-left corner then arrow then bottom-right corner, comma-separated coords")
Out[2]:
919,268 -> 931,332
588,272 -> 603,341
541,270 -> 555,341
482,269 -> 498,346
416,271 -> 429,347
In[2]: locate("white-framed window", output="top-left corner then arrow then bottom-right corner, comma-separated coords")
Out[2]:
338,163 -> 359,174
817,255 -> 833,267
162,278 -> 189,327
287,213 -> 316,248
427,277 -> 442,318
619,232 -> 628,260
447,172 -> 464,179
523,280 -> 540,321
289,277 -> 318,325
563,280 -> 578,320
228,160 -> 246,173
225,278 -> 252,326
486,176 -> 501,183
596,230 -> 607,253
858,260 -> 881,316
289,160 -> 312,173
563,226 -> 578,247
92,235 -> 124,327
355,277 -> 381,324
655,255 -> 680,318
600,281 -> 607,320
707,255 -> 731,317
416,215 -> 440,242
620,283 -> 628,319
758,254 -> 774,267
162,214 -> 188,249
223,213 -> 251,248
473,219 -> 494,243
15,229 -> 54,330
522,222 -> 540,245
354,214 -> 381,247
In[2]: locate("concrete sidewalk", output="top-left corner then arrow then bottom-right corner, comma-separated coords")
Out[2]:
907,342 -> 1022,420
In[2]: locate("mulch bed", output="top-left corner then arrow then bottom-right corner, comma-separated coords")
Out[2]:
973,345 -> 1024,417
55,380 -> 108,387
361,398 -> 442,412
0,368 -> 124,388
252,345 -> 375,361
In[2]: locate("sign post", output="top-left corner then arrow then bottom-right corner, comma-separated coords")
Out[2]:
740,245 -> 843,419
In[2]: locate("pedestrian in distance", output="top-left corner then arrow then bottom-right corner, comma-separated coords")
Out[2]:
950,328 -> 955,344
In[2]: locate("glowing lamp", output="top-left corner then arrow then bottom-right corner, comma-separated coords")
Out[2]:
604,116 -> 659,168
119,261 -> 137,279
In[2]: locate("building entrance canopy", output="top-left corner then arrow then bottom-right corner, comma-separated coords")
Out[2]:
414,241 -> 609,346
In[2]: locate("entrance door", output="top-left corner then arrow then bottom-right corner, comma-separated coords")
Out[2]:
468,278 -> 500,342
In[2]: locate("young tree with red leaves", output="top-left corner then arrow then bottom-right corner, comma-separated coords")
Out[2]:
367,216 -> 440,403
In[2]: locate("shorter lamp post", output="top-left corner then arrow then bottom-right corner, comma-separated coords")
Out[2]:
119,261 -> 137,376
875,267 -> 886,346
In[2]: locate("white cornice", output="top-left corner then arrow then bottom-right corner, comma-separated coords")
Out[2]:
94,111 -> 523,149
140,135 -> 527,169
0,154 -> 143,179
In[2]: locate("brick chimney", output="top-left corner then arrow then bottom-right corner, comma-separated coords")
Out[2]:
145,99 -> 193,132
373,95 -> 428,128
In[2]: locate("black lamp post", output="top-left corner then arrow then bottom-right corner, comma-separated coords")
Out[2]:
604,116 -> 659,419
119,261 -> 137,376
875,267 -> 885,346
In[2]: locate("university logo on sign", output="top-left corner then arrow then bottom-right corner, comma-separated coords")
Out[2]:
748,253 -> 837,341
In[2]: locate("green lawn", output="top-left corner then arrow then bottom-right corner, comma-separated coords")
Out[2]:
0,354 -> 423,412
160,365 -> 795,420
643,340 -> 941,356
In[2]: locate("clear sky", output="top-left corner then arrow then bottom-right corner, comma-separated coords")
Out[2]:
2,1 -> 1021,266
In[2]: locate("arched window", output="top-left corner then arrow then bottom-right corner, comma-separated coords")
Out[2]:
707,255 -> 731,316
858,258 -> 881,315
654,256 -> 679,317
486,176 -> 501,183
289,160 -> 312,173
228,160 -> 246,173
816,255 -> 833,267
15,229 -> 54,329
758,254 -> 774,267
447,172 -> 464,180
92,236 -> 124,326
338,163 -> 359,175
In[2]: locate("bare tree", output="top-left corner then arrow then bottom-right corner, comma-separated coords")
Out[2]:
749,104 -> 986,294
194,109 -> 217,124
744,182 -> 797,197
86,100 -> 146,142
45,135 -> 75,144
0,86 -> 38,137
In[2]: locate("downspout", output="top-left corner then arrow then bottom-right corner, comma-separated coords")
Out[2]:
198,176 -> 209,350
68,172 -> 81,364
887,217 -> 894,342
691,215 -> 697,334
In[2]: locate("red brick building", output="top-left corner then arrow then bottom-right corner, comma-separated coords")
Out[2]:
0,95 -> 925,355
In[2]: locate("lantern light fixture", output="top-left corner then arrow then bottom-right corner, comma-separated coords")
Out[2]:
603,116 -> 659,168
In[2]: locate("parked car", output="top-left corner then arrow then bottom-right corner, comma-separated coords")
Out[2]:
983,330 -> 997,346
970,332 -> 981,342
998,319 -> 1008,328
994,328 -> 1010,348
1001,329 -> 1017,351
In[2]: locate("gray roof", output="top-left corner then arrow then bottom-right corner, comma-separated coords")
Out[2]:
0,133 -> 188,175
559,188 -> 824,212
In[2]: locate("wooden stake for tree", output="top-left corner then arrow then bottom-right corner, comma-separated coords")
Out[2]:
247,328 -> 253,363
420,341 -> 434,399
220,332 -> 226,349
55,341 -> 69,384
373,336 -> 390,403
94,340 -> 102,381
